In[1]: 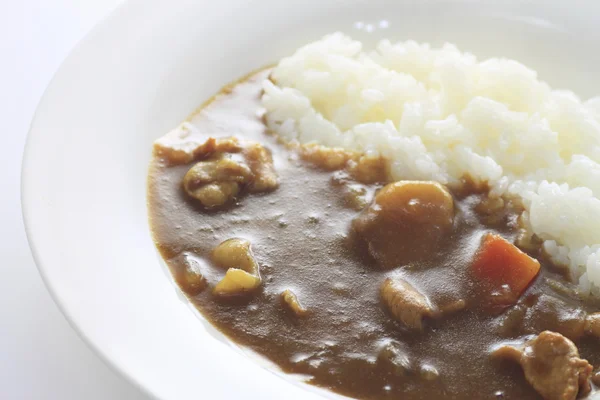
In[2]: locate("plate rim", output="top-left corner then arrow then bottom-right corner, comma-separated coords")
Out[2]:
21,0 -> 159,398
21,0 -> 600,399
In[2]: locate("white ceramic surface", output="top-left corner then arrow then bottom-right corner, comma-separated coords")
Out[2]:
4,1 -> 149,399
22,0 -> 600,399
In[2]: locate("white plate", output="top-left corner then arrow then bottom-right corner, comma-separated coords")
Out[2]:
22,0 -> 600,399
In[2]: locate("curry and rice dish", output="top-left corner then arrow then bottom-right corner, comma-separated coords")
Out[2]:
148,34 -> 600,399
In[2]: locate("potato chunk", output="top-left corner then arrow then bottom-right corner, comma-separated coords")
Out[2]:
212,238 -> 258,275
212,238 -> 261,296
213,268 -> 261,296
353,181 -> 454,269
281,289 -> 308,316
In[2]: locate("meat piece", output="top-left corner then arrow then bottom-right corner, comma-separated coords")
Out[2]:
495,295 -> 588,341
211,238 -> 261,296
439,299 -> 467,315
377,341 -> 412,376
188,182 -> 240,208
347,154 -> 388,184
183,155 -> 252,208
419,364 -> 440,381
585,313 -> 600,337
343,184 -> 370,210
380,278 -> 437,331
515,228 -> 543,253
153,122 -> 204,165
592,370 -> 600,386
299,144 -> 388,184
183,155 -> 252,186
492,331 -> 593,400
281,289 -> 308,316
545,278 -> 580,299
353,181 -> 454,269
173,253 -> 207,296
154,127 -> 242,165
176,267 -> 206,295
244,142 -> 279,192
181,138 -> 278,208
187,136 -> 243,161
525,295 -> 587,340
300,144 -> 355,171
330,171 -> 377,211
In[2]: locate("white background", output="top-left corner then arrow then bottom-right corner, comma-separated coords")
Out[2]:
0,1 -> 150,398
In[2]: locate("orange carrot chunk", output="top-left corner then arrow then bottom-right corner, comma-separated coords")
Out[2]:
472,233 -> 541,308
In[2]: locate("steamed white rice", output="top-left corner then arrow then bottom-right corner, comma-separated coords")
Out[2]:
261,33 -> 600,295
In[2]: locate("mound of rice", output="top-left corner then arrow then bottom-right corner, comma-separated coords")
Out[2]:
261,33 -> 600,294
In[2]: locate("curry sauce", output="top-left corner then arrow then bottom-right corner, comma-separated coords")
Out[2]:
148,70 -> 600,400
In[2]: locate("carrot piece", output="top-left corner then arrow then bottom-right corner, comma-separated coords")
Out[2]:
472,233 -> 541,307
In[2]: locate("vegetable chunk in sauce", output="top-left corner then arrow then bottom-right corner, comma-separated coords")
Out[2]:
148,69 -> 600,400
472,233 -> 541,311
212,238 -> 262,296
353,181 -> 455,269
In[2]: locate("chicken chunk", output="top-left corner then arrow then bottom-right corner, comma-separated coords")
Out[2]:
181,137 -> 278,208
153,123 -> 204,165
154,126 -> 242,165
530,295 -> 587,340
211,238 -> 261,296
377,341 -> 412,376
419,364 -> 440,381
592,370 -> 600,387
439,299 -> 467,315
173,254 -> 207,296
492,331 -> 592,400
299,144 -> 388,184
380,278 -> 437,331
184,155 -> 252,186
183,155 -> 252,208
244,142 -> 279,192
347,154 -> 388,184
584,313 -> 600,337
496,295 -> 587,341
281,289 -> 308,316
300,144 -> 355,171
189,181 -> 241,208
353,181 -> 455,269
